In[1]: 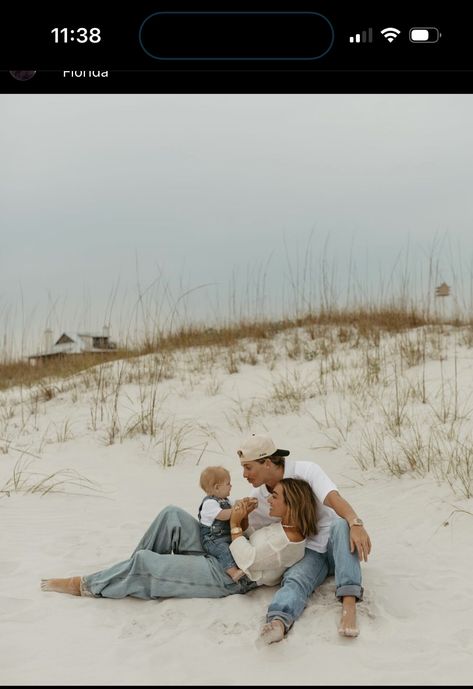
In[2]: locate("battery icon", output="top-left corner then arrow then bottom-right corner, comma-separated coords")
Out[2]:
409,27 -> 440,43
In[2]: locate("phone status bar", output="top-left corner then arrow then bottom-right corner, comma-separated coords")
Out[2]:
1,7 -> 470,92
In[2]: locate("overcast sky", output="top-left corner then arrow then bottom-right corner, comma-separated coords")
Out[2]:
2,94 -> 473,354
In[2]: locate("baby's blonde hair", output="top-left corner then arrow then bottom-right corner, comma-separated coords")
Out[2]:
199,466 -> 230,494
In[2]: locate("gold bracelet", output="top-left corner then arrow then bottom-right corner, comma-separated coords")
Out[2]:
230,527 -> 243,535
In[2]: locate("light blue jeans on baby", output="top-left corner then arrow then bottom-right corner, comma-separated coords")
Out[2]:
267,517 -> 363,630
82,506 -> 257,599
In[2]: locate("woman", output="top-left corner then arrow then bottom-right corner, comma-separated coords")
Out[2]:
41,479 -> 317,617
228,478 -> 317,587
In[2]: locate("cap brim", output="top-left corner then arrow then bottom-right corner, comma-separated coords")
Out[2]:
272,449 -> 290,456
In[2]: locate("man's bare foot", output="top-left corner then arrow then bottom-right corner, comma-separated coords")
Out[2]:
258,619 -> 285,645
41,576 -> 82,596
338,596 -> 359,637
227,566 -> 246,582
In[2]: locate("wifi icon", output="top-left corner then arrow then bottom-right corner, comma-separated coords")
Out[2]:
380,27 -> 401,43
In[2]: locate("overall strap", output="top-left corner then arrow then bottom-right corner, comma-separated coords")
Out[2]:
197,495 -> 230,520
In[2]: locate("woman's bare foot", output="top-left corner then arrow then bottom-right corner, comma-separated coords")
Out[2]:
338,596 -> 359,637
41,576 -> 81,596
258,619 -> 285,645
226,566 -> 246,582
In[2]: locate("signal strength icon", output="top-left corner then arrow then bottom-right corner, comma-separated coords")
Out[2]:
380,27 -> 401,43
349,28 -> 373,43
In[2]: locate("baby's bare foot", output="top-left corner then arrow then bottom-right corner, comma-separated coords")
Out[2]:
41,576 -> 81,596
227,566 -> 246,582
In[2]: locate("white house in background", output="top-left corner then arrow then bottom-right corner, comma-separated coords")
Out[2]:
28,326 -> 117,365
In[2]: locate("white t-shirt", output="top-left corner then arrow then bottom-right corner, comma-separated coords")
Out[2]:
199,497 -> 234,526
247,460 -> 338,553
229,522 -> 306,586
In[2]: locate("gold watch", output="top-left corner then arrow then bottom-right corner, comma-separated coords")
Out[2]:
349,518 -> 364,528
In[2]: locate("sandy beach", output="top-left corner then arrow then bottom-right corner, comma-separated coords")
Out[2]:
1,326 -> 472,686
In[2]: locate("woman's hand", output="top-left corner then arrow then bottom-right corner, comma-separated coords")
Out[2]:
230,501 -> 249,528
242,497 -> 258,514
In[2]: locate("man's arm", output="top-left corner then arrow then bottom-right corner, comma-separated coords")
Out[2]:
323,490 -> 372,562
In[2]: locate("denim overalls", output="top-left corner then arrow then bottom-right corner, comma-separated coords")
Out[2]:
198,496 -> 239,571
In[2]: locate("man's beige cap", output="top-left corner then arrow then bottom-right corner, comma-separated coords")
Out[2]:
236,434 -> 290,463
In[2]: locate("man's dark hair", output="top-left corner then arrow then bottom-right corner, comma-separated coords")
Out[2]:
256,455 -> 286,467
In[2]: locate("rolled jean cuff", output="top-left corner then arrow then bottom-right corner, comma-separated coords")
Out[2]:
336,584 -> 363,601
80,576 -> 97,598
266,611 -> 292,632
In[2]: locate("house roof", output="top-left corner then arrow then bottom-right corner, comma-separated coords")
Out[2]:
28,332 -> 115,359
52,332 -> 88,353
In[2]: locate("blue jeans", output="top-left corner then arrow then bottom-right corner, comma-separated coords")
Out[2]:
200,524 -> 238,571
267,518 -> 363,630
82,506 -> 257,599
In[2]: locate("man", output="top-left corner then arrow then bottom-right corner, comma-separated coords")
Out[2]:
236,433 -> 371,644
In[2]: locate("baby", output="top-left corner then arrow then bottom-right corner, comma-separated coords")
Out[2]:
198,466 -> 246,582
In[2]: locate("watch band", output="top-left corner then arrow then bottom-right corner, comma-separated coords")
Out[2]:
349,517 -> 364,528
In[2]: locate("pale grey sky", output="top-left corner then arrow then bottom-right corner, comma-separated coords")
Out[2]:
2,94 -> 473,354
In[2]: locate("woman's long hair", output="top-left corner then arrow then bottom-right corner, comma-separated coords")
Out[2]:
279,478 -> 318,537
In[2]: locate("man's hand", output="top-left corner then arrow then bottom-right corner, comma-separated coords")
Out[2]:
323,490 -> 372,562
349,526 -> 371,562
